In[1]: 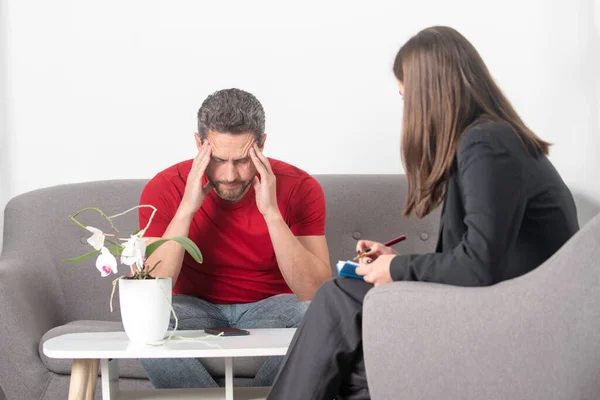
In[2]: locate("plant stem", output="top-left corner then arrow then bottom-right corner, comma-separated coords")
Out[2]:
70,207 -> 119,233
105,238 -> 120,248
108,205 -> 157,237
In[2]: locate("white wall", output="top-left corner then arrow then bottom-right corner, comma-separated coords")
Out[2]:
1,0 -> 600,251
0,4 -> 8,397
0,0 -> 11,256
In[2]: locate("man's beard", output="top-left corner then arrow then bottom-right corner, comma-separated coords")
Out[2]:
210,179 -> 253,202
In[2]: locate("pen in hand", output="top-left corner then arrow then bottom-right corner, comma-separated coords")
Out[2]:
353,235 -> 407,261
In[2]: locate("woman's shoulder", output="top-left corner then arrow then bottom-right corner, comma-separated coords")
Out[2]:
457,117 -> 515,153
454,117 -> 532,174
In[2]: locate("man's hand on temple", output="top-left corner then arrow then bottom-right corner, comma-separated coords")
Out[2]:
179,142 -> 214,217
250,143 -> 280,221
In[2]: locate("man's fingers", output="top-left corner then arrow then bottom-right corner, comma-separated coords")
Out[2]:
192,144 -> 212,177
250,147 -> 268,176
192,151 -> 203,166
197,142 -> 208,156
193,143 -> 212,170
199,151 -> 211,168
200,142 -> 212,161
253,144 -> 273,174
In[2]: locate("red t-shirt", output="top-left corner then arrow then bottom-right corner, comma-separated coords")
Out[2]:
138,158 -> 326,304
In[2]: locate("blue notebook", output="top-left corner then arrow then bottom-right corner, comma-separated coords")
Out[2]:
336,260 -> 364,280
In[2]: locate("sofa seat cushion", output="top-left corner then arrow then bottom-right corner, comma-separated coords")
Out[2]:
39,320 -> 266,378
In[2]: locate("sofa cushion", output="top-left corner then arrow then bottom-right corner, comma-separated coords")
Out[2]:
39,320 -> 265,378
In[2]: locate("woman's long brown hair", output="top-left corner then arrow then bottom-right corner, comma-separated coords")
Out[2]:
394,26 -> 550,218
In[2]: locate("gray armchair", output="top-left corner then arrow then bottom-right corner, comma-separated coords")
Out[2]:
363,212 -> 600,400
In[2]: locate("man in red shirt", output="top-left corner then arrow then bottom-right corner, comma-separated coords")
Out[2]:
138,88 -> 331,389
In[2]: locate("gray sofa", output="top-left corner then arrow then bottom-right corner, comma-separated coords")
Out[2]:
2,176 -> 598,400
0,175 -> 441,400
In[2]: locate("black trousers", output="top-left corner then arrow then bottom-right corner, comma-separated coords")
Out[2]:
267,277 -> 373,400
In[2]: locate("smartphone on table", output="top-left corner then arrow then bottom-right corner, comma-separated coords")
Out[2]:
205,327 -> 250,336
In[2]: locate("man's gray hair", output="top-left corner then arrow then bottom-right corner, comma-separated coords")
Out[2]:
197,88 -> 265,143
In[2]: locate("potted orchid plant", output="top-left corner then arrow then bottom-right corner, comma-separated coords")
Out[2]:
64,205 -> 202,344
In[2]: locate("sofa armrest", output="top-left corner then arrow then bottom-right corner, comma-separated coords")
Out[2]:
0,255 -> 66,400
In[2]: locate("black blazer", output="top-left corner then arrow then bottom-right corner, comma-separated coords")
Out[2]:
390,119 -> 579,286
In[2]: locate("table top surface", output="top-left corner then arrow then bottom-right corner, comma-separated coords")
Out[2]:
43,328 -> 296,359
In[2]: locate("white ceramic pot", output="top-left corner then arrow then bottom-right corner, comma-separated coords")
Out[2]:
118,277 -> 172,344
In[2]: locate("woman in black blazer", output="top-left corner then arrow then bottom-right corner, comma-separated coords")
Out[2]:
267,26 -> 579,400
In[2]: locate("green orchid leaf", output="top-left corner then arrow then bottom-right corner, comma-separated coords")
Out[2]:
63,249 -> 101,263
145,236 -> 202,263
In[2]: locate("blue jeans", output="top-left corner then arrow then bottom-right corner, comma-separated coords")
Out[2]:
140,293 -> 309,388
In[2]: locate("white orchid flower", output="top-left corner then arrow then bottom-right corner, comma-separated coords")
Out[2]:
120,235 -> 147,271
85,226 -> 106,251
96,247 -> 118,277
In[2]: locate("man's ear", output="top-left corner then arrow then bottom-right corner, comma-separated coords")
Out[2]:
259,133 -> 268,151
194,132 -> 203,150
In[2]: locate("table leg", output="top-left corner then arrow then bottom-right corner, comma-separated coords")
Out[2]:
225,357 -> 233,400
101,358 -> 120,400
68,359 -> 99,400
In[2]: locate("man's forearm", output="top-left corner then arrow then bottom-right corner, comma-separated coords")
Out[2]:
264,213 -> 331,301
145,210 -> 195,285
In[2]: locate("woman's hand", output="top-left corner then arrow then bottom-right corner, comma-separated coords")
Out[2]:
355,240 -> 399,262
355,254 -> 395,286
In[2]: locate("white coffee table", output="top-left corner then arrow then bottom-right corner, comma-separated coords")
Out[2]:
42,328 -> 295,400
